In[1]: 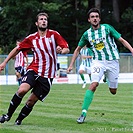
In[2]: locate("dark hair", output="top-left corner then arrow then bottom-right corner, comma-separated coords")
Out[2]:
16,37 -> 25,42
36,12 -> 49,22
87,8 -> 101,18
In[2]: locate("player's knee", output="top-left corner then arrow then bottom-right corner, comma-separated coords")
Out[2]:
79,70 -> 83,74
89,82 -> 99,92
109,88 -> 117,95
17,83 -> 30,97
17,90 -> 25,97
16,72 -> 20,77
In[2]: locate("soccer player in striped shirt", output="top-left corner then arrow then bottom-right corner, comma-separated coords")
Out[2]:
0,12 -> 69,125
67,8 -> 133,124
78,45 -> 92,88
13,40 -> 28,86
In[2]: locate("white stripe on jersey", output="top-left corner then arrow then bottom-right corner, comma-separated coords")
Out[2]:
107,36 -> 119,60
88,25 -> 119,60
33,39 -> 43,76
45,37 -> 54,77
20,30 -> 68,78
14,52 -> 24,67
88,29 -> 99,59
50,35 -> 57,77
101,26 -> 108,60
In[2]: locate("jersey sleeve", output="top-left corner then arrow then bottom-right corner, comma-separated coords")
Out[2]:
17,37 -> 32,53
54,31 -> 69,48
78,31 -> 90,48
106,24 -> 121,40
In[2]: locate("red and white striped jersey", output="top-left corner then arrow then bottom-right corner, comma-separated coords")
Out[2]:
17,29 -> 69,78
14,51 -> 27,68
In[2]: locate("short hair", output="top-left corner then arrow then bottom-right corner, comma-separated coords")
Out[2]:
87,8 -> 101,18
16,37 -> 24,42
36,12 -> 49,22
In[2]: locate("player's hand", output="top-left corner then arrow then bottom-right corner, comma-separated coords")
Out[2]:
56,46 -> 62,54
0,62 -> 6,72
67,66 -> 73,73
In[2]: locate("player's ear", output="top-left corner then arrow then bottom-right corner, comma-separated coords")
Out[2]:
35,22 -> 38,26
88,18 -> 90,22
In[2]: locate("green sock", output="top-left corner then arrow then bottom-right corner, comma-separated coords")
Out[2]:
80,74 -> 85,82
81,90 -> 94,116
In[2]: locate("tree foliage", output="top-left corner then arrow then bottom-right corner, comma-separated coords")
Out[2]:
0,0 -> 132,54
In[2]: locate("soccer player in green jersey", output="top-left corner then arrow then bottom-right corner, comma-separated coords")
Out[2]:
78,45 -> 93,88
67,8 -> 133,124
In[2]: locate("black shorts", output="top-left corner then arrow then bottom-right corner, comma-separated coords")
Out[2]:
15,66 -> 24,76
21,70 -> 53,101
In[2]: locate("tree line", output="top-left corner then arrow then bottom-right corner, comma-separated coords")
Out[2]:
0,0 -> 133,54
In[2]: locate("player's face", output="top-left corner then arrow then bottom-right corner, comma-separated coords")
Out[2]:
36,15 -> 48,31
88,12 -> 100,29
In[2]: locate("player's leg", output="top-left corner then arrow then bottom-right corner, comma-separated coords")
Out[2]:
15,70 -> 21,85
15,93 -> 38,125
79,70 -> 85,81
79,65 -> 85,82
0,83 -> 31,123
77,61 -> 105,123
79,65 -> 86,88
107,60 -> 119,95
86,67 -> 92,82
17,67 -> 24,86
0,71 -> 35,123
15,76 -> 53,125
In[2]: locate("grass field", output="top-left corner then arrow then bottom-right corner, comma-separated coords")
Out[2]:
0,83 -> 132,133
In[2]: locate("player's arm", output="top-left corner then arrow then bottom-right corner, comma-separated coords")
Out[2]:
87,55 -> 92,59
118,37 -> 133,56
54,31 -> 70,54
81,55 -> 86,59
108,24 -> 133,55
82,48 -> 93,59
61,47 -> 70,54
82,55 -> 92,59
0,47 -> 20,72
56,46 -> 69,54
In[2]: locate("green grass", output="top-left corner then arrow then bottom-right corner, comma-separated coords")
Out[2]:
0,83 -> 133,133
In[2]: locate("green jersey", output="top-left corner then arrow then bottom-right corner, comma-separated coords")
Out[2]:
78,24 -> 121,60
80,48 -> 93,67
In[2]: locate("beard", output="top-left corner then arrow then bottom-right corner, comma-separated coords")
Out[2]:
38,26 -> 47,31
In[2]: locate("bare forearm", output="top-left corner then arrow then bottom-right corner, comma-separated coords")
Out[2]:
4,47 -> 19,64
0,47 -> 20,71
119,37 -> 133,52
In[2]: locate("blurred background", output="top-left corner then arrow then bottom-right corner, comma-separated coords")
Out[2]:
0,0 -> 133,84
0,0 -> 133,54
